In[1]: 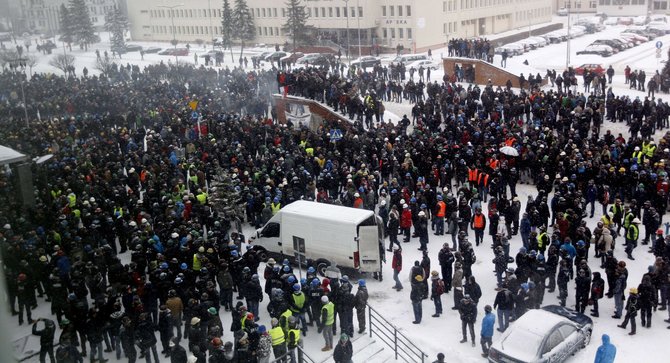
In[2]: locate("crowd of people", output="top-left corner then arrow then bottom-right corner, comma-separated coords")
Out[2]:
0,44 -> 668,363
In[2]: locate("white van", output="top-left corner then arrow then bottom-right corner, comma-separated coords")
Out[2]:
249,200 -> 384,277
392,53 -> 428,64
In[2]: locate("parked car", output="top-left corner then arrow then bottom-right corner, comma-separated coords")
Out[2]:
576,45 -> 614,57
487,306 -> 593,363
528,36 -> 548,47
251,51 -> 273,63
557,8 -> 568,16
516,38 -> 541,50
624,27 -> 657,39
574,64 -> 606,76
618,17 -> 635,26
203,49 -> 224,58
592,39 -> 628,51
295,53 -> 336,67
634,15 -> 650,26
143,47 -> 162,54
495,43 -> 525,56
265,51 -> 288,63
124,44 -> 143,52
406,59 -> 440,70
648,21 -> 670,34
158,48 -> 189,56
544,30 -> 568,43
620,33 -> 649,45
280,52 -> 305,64
350,56 -> 381,68
569,26 -> 587,38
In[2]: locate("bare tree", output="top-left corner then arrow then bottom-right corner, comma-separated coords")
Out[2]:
0,50 -> 19,69
49,54 -> 75,75
95,56 -> 114,76
25,55 -> 38,76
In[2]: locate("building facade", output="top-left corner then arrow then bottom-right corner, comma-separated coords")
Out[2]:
6,0 -> 119,36
127,0 -> 553,51
596,0 -> 650,16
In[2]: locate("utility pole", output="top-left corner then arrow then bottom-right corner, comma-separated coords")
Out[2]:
158,4 -> 184,63
566,4 -> 571,69
343,0 -> 350,65
356,0 -> 362,59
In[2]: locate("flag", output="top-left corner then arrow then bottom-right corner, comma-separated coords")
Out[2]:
189,100 -> 199,111
36,109 -> 41,122
197,116 -> 203,138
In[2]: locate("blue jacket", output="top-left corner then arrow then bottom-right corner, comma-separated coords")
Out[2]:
481,312 -> 495,338
594,334 -> 616,363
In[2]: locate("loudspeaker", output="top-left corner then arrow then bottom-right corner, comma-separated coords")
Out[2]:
13,162 -> 35,207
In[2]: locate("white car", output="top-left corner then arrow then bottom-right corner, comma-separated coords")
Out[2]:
528,36 -> 548,47
576,44 -> 614,57
648,21 -> 670,34
495,43 -> 525,56
634,15 -> 649,26
570,26 -> 587,38
558,8 -> 568,16
488,306 -> 593,363
516,38 -> 540,50
406,59 -> 440,70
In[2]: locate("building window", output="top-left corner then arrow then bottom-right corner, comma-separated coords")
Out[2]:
358,7 -> 363,17
314,7 -> 318,17
344,6 -> 348,17
406,6 -> 411,16
307,7 -> 311,16
273,8 -> 277,17
398,6 -> 403,16
390,6 -> 394,16
383,28 -> 388,38
321,7 -> 325,17
407,28 -> 412,39
399,28 -> 404,38
275,27 -> 279,36
336,7 -> 340,17
382,6 -> 386,16
391,28 -> 395,38
262,8 -> 266,17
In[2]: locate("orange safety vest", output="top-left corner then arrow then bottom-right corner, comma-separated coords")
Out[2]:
489,159 -> 500,170
473,214 -> 485,229
478,173 -> 489,187
436,201 -> 446,217
468,168 -> 479,182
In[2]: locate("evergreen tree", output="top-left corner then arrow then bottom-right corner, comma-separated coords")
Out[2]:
58,4 -> 74,48
69,0 -> 98,50
105,6 -> 128,54
282,0 -> 313,49
232,0 -> 255,60
221,0 -> 235,62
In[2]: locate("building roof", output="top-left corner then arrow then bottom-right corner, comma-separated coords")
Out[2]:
280,200 -> 374,225
0,145 -> 28,165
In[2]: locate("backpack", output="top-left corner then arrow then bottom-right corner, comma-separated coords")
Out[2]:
436,279 -> 445,295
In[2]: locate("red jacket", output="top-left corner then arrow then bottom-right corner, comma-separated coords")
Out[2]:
392,250 -> 402,272
400,209 -> 413,228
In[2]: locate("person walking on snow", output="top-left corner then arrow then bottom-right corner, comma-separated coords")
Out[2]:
594,334 -> 616,363
480,305 -> 495,358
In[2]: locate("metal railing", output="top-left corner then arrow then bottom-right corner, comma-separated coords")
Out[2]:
368,305 -> 428,363
270,345 -> 318,363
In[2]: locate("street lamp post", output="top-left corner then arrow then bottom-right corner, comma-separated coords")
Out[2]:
158,3 -> 184,63
356,0 -> 362,59
566,4 -> 571,69
528,10 -> 532,38
343,0 -> 350,65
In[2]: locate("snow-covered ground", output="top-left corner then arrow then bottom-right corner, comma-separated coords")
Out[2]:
7,19 -> 670,362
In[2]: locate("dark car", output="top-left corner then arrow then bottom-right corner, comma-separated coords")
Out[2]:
158,48 -> 189,56
350,56 -> 381,69
124,44 -> 143,52
488,305 -> 593,363
143,47 -> 162,54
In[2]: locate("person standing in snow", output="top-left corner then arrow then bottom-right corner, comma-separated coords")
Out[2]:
411,275 -> 424,324
617,287 -> 640,335
458,295 -> 477,347
392,246 -> 403,291
355,279 -> 368,333
480,305 -> 495,358
594,334 -> 617,363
